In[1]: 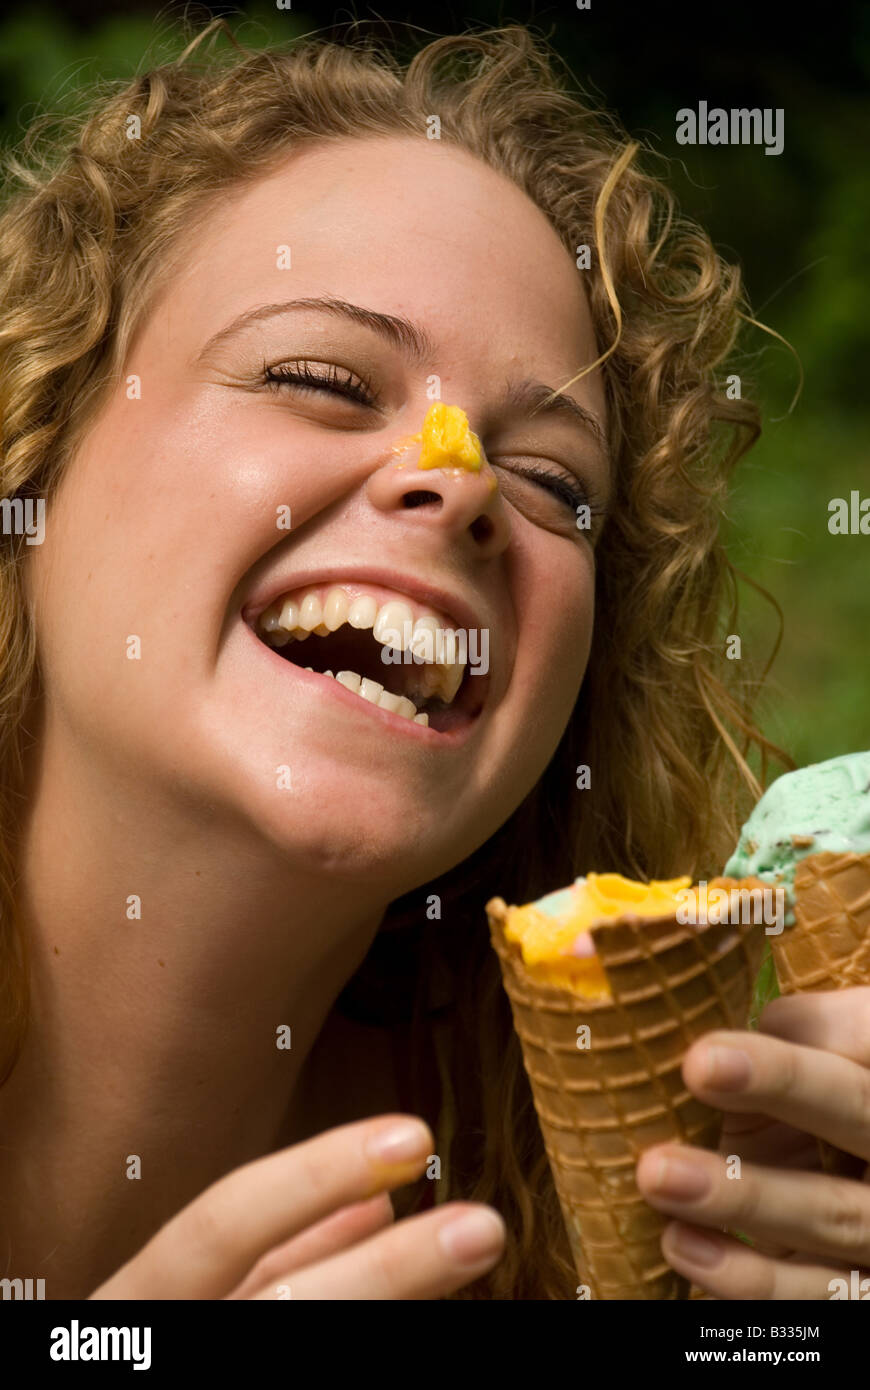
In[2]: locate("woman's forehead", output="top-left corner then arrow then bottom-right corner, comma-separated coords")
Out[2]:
140,135 -> 598,386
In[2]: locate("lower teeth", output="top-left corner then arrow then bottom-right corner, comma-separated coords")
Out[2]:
301,667 -> 429,725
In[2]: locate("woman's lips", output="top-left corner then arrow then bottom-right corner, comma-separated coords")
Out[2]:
244,577 -> 491,733
245,622 -> 486,743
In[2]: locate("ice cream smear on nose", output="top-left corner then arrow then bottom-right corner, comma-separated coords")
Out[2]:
413,403 -> 483,473
502,873 -> 693,997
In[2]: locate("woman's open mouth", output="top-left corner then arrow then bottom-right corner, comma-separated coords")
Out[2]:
246,581 -> 490,735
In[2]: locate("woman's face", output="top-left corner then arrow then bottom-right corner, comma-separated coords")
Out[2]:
27,136 -> 610,894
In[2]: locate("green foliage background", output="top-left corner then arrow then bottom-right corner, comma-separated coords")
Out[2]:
1,1 -> 867,771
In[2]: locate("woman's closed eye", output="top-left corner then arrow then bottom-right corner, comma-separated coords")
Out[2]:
491,461 -> 608,540
493,463 -> 593,515
263,359 -> 378,407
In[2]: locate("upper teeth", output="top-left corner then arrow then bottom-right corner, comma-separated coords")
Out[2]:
256,585 -> 466,711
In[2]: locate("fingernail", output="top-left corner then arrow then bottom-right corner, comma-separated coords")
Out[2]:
365,1119 -> 430,1162
652,1154 -> 711,1201
438,1208 -> 505,1264
667,1223 -> 723,1268
703,1045 -> 752,1090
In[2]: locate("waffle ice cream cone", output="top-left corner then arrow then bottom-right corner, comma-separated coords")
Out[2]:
487,879 -> 765,1299
725,754 -> 870,1177
770,850 -> 870,1173
770,850 -> 870,992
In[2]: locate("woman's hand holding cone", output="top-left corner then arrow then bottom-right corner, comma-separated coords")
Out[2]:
635,989 -> 870,1299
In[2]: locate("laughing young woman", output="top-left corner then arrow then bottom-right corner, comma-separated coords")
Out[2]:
1,23 -> 868,1301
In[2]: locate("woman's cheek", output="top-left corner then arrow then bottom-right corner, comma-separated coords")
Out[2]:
505,608 -> 592,785
532,576 -> 595,708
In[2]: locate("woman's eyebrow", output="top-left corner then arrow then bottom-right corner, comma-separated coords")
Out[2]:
500,378 -> 609,461
195,295 -> 434,366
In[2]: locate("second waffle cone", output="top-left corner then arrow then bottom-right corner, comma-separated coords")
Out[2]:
770,850 -> 870,991
770,849 -> 870,1173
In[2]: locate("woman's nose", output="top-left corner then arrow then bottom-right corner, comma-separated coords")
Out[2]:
366,405 -> 512,555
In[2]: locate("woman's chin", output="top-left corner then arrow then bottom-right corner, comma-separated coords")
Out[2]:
201,764 -> 451,886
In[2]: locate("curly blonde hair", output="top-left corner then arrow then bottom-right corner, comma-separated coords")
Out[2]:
0,19 -> 792,1296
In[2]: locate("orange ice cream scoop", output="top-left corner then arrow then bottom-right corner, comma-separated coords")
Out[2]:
416,402 -> 482,473
502,872 -> 693,997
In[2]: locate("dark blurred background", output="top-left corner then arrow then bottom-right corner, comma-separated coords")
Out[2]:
1,0 -> 867,768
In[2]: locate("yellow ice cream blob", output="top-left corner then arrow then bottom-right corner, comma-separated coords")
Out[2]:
504,873 -> 693,996
416,403 -> 483,473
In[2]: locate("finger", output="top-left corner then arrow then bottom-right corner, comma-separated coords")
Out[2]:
719,1110 -> 866,1184
90,1114 -> 432,1299
719,1112 -> 822,1170
637,1143 -> 870,1266
252,1201 -> 506,1300
682,1029 -> 870,1161
661,1222 -> 862,1300
226,1192 -> 394,1300
758,988 -> 870,1067
716,1114 -> 821,1253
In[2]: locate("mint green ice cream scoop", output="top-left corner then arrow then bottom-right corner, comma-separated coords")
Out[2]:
724,751 -> 870,921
